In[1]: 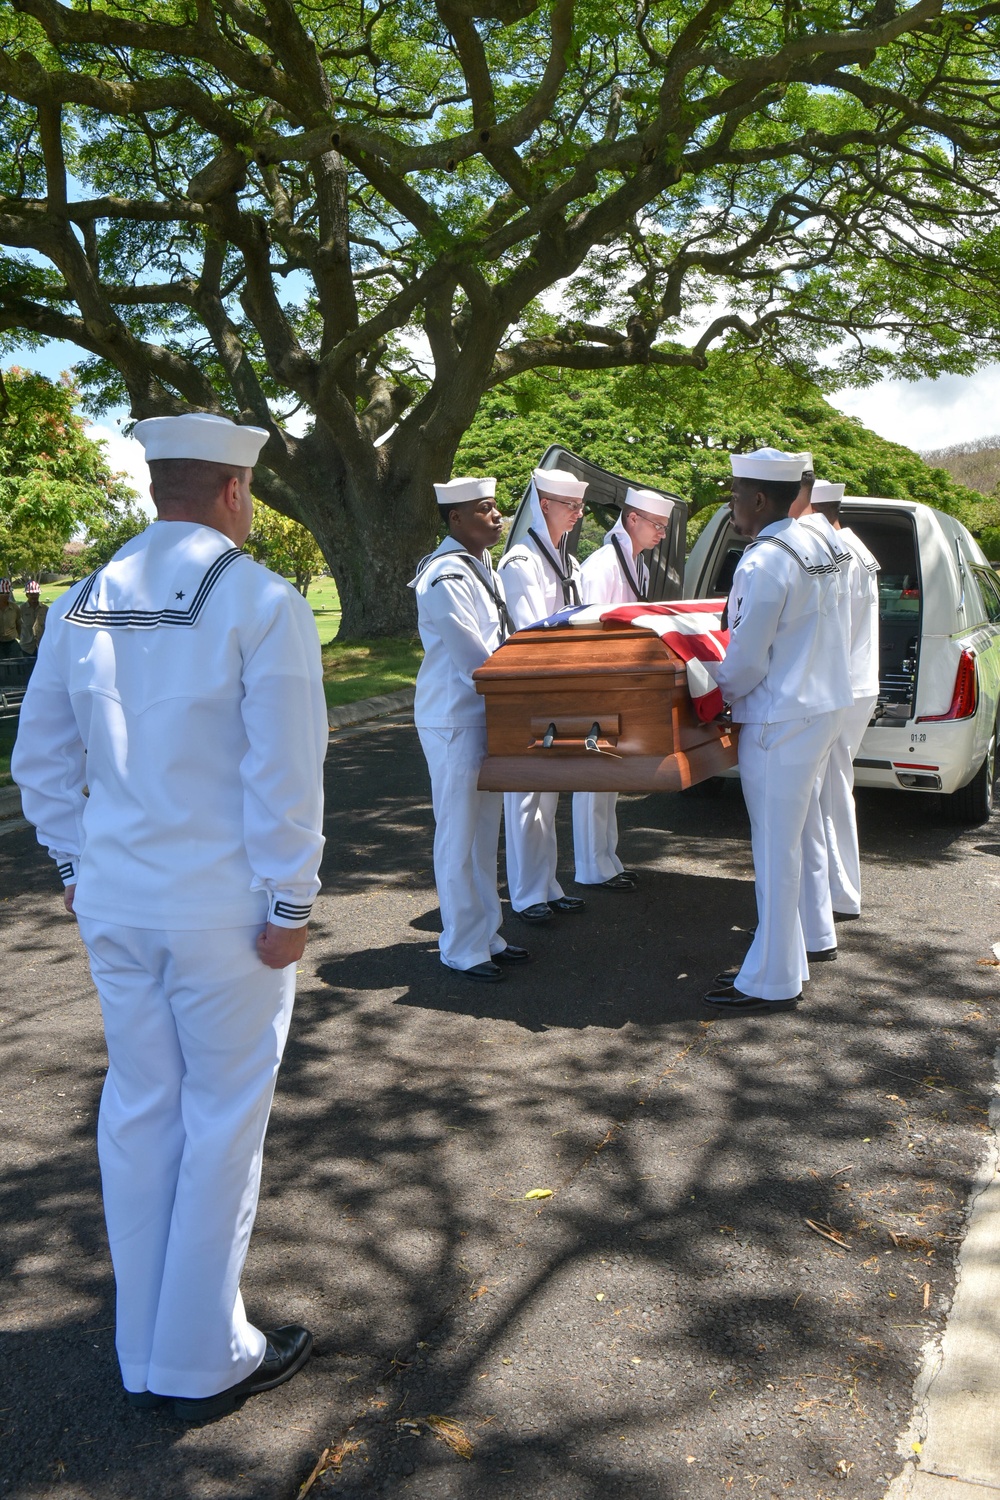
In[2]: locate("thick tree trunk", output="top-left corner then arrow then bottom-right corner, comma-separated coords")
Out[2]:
263,438 -> 445,639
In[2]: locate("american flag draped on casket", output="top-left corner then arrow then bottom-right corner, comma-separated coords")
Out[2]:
526,599 -> 729,722
472,599 -> 736,794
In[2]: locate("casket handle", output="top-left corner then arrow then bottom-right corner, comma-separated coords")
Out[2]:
528,714 -> 622,757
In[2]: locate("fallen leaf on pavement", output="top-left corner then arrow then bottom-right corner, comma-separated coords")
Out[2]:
423,1414 -> 474,1461
524,1188 -> 553,1200
595,1292 -> 605,1301
805,1218 -> 849,1248
469,1285 -> 488,1301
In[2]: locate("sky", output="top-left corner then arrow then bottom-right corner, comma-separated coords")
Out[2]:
9,335 -> 1000,511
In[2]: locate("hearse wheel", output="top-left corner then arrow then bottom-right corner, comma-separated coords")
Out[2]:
942,715 -> 999,825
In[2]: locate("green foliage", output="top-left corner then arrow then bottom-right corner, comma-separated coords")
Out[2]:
244,508 -> 326,596
458,355 -> 987,538
76,509 -> 149,575
0,368 -> 141,579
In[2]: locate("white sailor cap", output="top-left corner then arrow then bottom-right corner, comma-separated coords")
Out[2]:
730,447 -> 807,482
794,451 -> 814,474
623,486 -> 674,522
533,466 -> 589,500
134,412 -> 269,466
434,476 -> 496,505
811,480 -> 845,506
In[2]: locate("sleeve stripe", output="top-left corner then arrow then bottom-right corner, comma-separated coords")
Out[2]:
272,899 -> 313,919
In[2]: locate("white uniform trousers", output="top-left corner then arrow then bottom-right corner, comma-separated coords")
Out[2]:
418,725 -> 506,971
822,695 -> 877,916
504,790 -> 566,910
736,711 -> 843,1001
572,792 -> 625,884
77,918 -> 296,1399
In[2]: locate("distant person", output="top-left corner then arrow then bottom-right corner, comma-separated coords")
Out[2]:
572,488 -> 675,890
13,412 -> 327,1423
0,579 -> 22,658
497,468 -> 588,924
19,581 -> 47,655
410,476 -> 529,981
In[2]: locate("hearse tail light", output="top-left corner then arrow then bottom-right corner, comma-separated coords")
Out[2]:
917,650 -> 978,722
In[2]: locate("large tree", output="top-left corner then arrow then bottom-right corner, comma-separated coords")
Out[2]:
3,0 -> 1000,634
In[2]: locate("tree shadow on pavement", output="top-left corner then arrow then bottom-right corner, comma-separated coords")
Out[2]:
1,727 -> 998,1500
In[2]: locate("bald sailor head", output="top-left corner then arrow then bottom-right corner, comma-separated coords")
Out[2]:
135,412 -> 269,546
729,448 -> 807,538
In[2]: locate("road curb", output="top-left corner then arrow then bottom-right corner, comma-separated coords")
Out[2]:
327,687 -> 414,731
887,1044 -> 1000,1498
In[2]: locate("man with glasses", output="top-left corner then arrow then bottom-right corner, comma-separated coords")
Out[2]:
497,467 -> 588,923
573,487 -> 675,890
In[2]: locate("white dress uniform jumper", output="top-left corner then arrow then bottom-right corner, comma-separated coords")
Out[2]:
819,511 -> 881,916
496,478 -> 582,910
714,516 -> 853,1001
411,534 -> 512,971
794,508 -> 855,956
12,517 -> 327,1401
572,511 -> 650,884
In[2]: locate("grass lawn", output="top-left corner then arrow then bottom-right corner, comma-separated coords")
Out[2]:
321,637 -> 423,709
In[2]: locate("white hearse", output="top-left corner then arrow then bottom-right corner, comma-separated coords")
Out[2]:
684,498 -> 1000,823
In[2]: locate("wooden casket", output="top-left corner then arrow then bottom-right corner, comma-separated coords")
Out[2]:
473,622 -> 738,793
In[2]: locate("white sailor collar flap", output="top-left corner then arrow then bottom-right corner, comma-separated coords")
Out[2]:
64,524 -> 247,629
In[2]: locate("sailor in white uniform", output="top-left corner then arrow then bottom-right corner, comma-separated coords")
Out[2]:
796,479 -> 880,919
705,449 -> 853,1013
12,413 -> 326,1422
787,466 -> 855,962
497,467 -> 587,923
411,477 -> 528,982
572,487 -> 675,889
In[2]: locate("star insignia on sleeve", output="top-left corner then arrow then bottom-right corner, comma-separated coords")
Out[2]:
175,590 -> 186,600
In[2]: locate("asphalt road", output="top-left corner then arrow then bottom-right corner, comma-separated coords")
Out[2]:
2,718 -> 1000,1500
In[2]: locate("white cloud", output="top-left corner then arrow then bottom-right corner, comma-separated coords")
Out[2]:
86,423 -> 154,515
829,367 -> 1000,455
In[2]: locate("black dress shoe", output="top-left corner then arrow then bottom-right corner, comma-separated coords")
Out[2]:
599,874 -> 637,891
702,984 -> 799,1014
550,896 -> 586,913
514,903 -> 552,923
493,945 -> 530,963
806,947 -> 838,962
126,1390 -> 168,1410
164,1325 -> 313,1424
713,968 -> 740,986
833,911 -> 860,923
462,961 -> 504,981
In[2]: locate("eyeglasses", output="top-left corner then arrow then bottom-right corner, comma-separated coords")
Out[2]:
633,513 -> 668,535
545,497 -> 586,513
